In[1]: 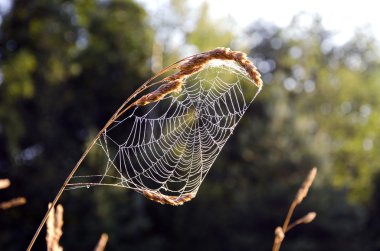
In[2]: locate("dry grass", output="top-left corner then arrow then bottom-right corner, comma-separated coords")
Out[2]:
0,178 -> 27,210
133,47 -> 262,107
27,48 -> 263,251
272,167 -> 318,251
0,197 -> 27,210
0,179 -> 11,190
45,203 -> 109,251
46,203 -> 64,251
94,233 -> 109,251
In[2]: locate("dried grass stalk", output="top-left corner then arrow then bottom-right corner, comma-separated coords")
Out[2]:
133,79 -> 182,106
26,47 -> 262,251
287,212 -> 317,231
133,47 -> 262,107
272,167 -> 318,251
0,179 -> 11,190
46,203 -> 64,251
143,190 -> 195,206
273,227 -> 285,246
94,233 -> 109,251
0,197 -> 27,210
294,167 -> 317,205
170,47 -> 262,87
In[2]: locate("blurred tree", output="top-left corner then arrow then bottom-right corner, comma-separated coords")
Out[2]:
145,0 -> 235,73
143,0 -> 193,72
247,16 -> 380,203
1,1 -> 380,250
242,15 -> 380,250
186,2 -> 234,51
0,0 -> 152,250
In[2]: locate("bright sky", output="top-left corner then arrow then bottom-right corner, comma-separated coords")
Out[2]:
1,0 -> 378,45
201,0 -> 378,44
139,0 -> 379,45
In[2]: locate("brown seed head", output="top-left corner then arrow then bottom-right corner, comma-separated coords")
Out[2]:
0,197 -> 27,210
177,47 -> 263,88
274,226 -> 285,244
295,167 -> 317,205
143,190 -> 195,206
0,179 -> 11,190
46,203 -> 64,251
300,212 -> 317,224
133,47 -> 262,108
133,79 -> 182,106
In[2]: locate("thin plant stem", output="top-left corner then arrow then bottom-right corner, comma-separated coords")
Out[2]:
0,197 -> 27,210
272,167 -> 317,251
286,212 -> 317,232
94,233 -> 109,251
282,201 -> 297,232
26,113 -> 119,251
26,58 -> 185,251
27,48 -> 262,250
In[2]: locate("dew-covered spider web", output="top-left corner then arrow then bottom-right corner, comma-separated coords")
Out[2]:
68,57 -> 261,205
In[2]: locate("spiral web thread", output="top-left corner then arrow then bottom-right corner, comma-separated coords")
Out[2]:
68,48 -> 262,205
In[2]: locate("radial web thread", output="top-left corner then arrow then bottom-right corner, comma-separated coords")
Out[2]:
68,59 -> 261,205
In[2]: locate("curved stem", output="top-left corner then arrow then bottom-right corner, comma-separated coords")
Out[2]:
282,201 -> 297,232
25,54 -> 190,251
26,102 -> 130,251
26,52 -> 209,251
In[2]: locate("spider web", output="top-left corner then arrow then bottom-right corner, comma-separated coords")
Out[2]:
68,59 -> 261,203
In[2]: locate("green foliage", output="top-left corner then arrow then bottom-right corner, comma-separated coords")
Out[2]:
248,18 -> 380,203
186,2 -> 234,51
0,0 -> 152,249
1,2 -> 380,251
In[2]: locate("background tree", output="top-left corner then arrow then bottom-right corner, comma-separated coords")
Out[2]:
1,1 -> 380,251
0,0 -> 153,249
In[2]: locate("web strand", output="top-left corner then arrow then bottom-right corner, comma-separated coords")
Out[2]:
26,48 -> 262,251
68,59 -> 261,205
